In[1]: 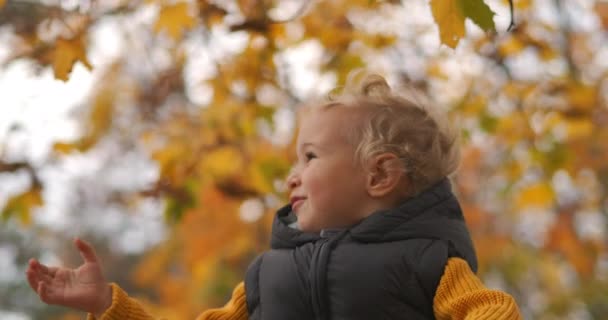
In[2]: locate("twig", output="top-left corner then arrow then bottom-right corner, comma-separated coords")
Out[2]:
507,0 -> 516,31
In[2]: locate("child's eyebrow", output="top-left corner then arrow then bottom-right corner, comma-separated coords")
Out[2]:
295,142 -> 322,157
299,142 -> 327,152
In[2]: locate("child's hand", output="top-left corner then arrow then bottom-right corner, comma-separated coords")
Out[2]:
25,238 -> 112,317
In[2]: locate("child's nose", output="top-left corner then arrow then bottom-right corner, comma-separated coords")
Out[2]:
286,172 -> 301,190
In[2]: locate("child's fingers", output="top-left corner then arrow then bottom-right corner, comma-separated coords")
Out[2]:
29,259 -> 56,277
28,267 -> 54,290
26,269 -> 41,292
38,280 -> 61,305
36,269 -> 54,284
74,238 -> 99,264
38,281 -> 51,303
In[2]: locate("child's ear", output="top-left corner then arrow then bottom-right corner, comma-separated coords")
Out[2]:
365,153 -> 403,198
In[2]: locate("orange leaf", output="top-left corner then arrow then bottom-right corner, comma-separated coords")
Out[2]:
0,0 -> 5,9
53,35 -> 92,81
595,1 -> 608,30
565,118 -> 593,140
546,212 -> 595,277
516,182 -> 554,209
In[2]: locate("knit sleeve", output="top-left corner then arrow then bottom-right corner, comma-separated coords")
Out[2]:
433,258 -> 522,320
86,282 -> 248,320
195,282 -> 248,320
86,283 -> 156,320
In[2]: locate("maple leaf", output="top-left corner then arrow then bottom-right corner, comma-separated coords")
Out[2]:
154,2 -> 198,40
52,35 -> 93,81
1,187 -> 43,225
458,0 -> 496,32
430,0 -> 495,48
430,0 -> 466,48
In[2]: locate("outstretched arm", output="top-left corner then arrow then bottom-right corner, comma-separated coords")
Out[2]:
86,282 -> 248,320
433,258 -> 522,320
27,238 -> 249,320
26,238 -> 113,317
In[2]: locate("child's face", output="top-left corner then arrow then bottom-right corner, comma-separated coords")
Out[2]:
287,107 -> 369,233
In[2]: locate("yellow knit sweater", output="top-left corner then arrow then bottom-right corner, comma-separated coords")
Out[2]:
87,258 -> 521,320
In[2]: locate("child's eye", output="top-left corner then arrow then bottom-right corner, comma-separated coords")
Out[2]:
305,152 -> 317,162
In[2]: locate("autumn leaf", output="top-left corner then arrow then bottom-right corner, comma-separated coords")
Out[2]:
498,37 -> 525,56
457,0 -> 495,32
430,0 -> 495,48
565,118 -> 593,140
154,2 -> 198,40
430,0 -> 466,48
596,1 -> 608,30
53,142 -> 77,154
0,0 -> 5,9
516,182 -> 554,209
1,187 -> 43,225
53,35 -> 93,81
198,146 -> 244,179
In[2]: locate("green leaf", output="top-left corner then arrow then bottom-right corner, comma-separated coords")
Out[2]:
479,112 -> 498,133
458,0 -> 496,32
163,179 -> 198,223
430,0 -> 495,48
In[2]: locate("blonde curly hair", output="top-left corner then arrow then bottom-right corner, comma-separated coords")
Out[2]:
304,71 -> 460,197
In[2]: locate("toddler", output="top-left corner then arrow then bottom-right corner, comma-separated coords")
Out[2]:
26,72 -> 521,319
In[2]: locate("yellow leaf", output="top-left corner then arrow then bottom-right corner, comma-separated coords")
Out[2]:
53,35 -> 92,81
496,113 -> 530,144
247,164 -> 272,194
498,37 -> 525,56
1,188 -> 43,225
76,90 -> 114,151
512,0 -> 532,9
192,259 -> 214,283
516,183 -> 554,209
53,142 -> 77,154
0,0 -> 5,9
461,96 -> 486,115
565,118 -> 594,140
537,43 -> 558,61
152,142 -> 188,184
154,2 -> 197,40
566,82 -> 596,113
430,0 -> 466,48
199,146 -> 244,179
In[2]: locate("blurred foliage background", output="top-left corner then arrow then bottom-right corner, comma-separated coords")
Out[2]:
0,0 -> 607,319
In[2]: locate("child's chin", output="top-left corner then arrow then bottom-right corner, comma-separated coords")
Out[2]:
296,217 -> 320,233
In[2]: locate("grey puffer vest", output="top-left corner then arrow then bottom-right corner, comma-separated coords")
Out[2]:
244,179 -> 477,320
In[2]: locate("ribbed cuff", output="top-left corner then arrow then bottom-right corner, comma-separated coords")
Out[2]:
86,283 -> 130,320
433,258 -> 522,320
196,282 -> 248,320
